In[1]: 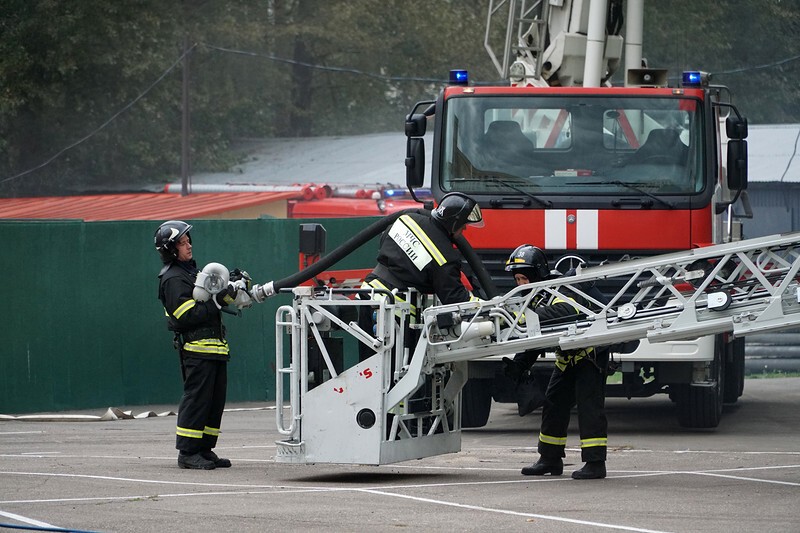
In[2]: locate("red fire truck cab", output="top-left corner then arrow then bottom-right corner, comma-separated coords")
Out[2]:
403,70 -> 750,428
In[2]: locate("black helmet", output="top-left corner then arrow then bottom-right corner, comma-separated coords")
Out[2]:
505,244 -> 549,282
431,192 -> 483,234
154,220 -> 192,262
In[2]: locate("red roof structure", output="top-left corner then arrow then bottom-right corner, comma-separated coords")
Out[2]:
0,192 -> 298,221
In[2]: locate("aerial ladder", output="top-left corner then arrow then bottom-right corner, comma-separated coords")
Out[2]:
274,231 -> 800,465
484,0 -> 636,88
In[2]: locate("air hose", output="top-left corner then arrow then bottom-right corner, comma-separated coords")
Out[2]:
250,209 -> 498,302
251,208 -> 423,301
455,233 -> 499,299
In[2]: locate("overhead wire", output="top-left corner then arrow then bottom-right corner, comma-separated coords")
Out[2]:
200,43 -> 448,84
0,44 -> 198,185
712,54 -> 800,184
779,127 -> 800,183
713,53 -> 800,76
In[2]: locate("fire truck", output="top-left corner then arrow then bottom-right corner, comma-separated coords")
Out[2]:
274,0 -> 751,429
399,0 -> 751,429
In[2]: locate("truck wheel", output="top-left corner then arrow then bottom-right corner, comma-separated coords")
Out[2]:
723,337 -> 745,404
461,378 -> 492,428
676,337 -> 724,428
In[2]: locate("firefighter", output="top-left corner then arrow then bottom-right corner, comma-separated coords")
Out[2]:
365,192 -> 484,304
155,220 -> 245,470
358,192 -> 484,361
506,244 -> 609,480
502,244 -> 551,416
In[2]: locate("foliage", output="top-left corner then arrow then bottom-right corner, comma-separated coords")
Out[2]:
0,0 -> 798,196
642,0 -> 800,123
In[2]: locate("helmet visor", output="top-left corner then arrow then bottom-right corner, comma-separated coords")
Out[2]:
465,203 -> 484,228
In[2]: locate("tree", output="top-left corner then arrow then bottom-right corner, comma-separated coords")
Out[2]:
643,0 -> 800,123
1,0 -> 798,197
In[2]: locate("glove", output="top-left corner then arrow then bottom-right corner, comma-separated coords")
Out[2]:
503,350 -> 540,381
502,357 -> 526,382
515,373 -> 545,416
516,349 -> 540,367
229,269 -> 252,291
232,282 -> 253,309
214,282 -> 238,308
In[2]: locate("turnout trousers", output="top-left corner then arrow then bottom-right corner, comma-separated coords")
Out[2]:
176,355 -> 228,454
537,351 -> 609,463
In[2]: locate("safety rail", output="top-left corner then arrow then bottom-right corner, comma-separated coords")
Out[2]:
274,305 -> 299,435
274,284 -> 468,465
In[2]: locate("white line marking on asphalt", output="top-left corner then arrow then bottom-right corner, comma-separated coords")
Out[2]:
0,490 -> 335,505
21,452 -> 61,455
0,509 -> 59,528
0,454 -> 274,462
671,450 -> 800,455
0,463 -> 797,507
0,470 -> 564,496
0,471 -> 285,489
699,464 -> 800,473
692,471 -> 800,486
223,445 -> 276,449
357,489 -> 673,533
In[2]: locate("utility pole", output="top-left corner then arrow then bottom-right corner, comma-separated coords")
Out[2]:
181,34 -> 191,196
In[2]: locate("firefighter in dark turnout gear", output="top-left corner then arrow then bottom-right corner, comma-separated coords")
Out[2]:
507,245 -> 609,480
502,245 -> 551,416
366,192 -> 483,304
359,193 -> 483,361
155,220 -> 239,470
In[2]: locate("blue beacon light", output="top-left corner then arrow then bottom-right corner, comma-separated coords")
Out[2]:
449,69 -> 469,86
682,71 -> 703,87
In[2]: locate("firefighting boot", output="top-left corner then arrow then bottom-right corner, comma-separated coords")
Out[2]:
178,452 -> 216,470
571,461 -> 606,479
202,450 -> 232,468
521,457 -> 563,476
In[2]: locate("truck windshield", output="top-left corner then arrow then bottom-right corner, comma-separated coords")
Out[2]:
440,96 -> 704,197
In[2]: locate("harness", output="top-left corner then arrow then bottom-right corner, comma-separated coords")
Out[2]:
181,326 -> 225,343
360,278 -> 419,323
171,325 -> 228,355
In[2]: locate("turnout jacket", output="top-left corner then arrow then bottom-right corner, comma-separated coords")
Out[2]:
532,273 -> 608,371
530,268 -> 607,328
365,212 -> 478,305
158,260 -> 230,361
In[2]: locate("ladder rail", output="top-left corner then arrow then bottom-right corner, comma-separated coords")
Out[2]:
422,232 -> 800,365
485,0 -> 548,80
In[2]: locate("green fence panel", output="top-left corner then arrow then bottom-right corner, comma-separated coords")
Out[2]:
0,217 -> 380,414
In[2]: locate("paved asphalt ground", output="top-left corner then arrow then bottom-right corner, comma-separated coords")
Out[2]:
1,377 -> 799,533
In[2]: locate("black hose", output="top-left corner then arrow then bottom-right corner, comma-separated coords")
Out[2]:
454,233 -> 500,299
255,208 -> 499,301
263,208 -> 428,296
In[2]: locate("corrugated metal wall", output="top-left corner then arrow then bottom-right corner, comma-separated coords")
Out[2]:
0,217 -> 379,414
743,183 -> 800,238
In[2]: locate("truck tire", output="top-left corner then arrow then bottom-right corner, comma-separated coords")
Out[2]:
675,337 -> 724,428
461,378 -> 493,428
723,337 -> 745,404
